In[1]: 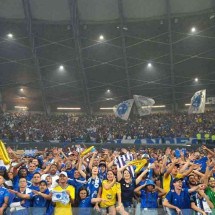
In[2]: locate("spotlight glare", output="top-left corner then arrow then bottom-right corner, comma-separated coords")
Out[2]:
59,65 -> 64,71
194,78 -> 198,82
147,63 -> 152,68
20,88 -> 24,92
107,89 -> 110,93
7,33 -> 13,38
99,35 -> 104,40
191,27 -> 196,33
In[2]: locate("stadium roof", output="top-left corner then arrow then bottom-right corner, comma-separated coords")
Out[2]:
0,0 -> 215,113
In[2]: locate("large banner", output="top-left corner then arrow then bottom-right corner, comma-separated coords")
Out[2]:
133,95 -> 155,116
113,99 -> 134,120
188,89 -> 206,114
114,137 -> 199,144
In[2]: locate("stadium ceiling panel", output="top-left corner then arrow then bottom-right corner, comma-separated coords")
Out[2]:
0,0 -> 213,21
0,0 -> 215,113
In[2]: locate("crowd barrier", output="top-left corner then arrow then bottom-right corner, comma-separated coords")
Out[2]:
4,207 -> 214,215
2,139 -> 214,151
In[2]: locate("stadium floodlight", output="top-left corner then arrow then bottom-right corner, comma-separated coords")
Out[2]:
59,65 -> 64,71
7,33 -> 13,39
194,78 -> 198,82
99,35 -> 104,41
15,106 -> 28,110
191,27 -> 196,33
147,63 -> 152,68
57,107 -> 81,110
152,105 -> 166,108
107,89 -> 110,93
100,107 -> 113,110
20,88 -> 24,92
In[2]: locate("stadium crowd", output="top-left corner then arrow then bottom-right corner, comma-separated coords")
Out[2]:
0,111 -> 215,143
0,144 -> 214,215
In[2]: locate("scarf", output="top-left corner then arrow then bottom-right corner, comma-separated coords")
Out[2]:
196,193 -> 212,215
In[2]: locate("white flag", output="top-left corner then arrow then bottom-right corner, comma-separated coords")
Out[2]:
133,95 -> 155,116
188,89 -> 206,114
52,191 -> 70,205
113,99 -> 134,120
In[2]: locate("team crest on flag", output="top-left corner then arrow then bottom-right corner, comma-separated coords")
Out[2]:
188,89 -> 206,114
133,95 -> 155,116
113,99 -> 134,120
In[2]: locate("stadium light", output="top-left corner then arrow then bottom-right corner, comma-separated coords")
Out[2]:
107,89 -> 110,93
15,106 -> 28,110
194,78 -> 198,82
7,33 -> 13,39
57,107 -> 81,110
20,88 -> 24,92
191,27 -> 196,33
99,35 -> 104,41
59,65 -> 64,71
147,63 -> 152,68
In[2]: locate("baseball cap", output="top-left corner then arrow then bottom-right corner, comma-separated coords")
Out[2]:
39,180 -> 48,186
173,178 -> 183,183
59,171 -> 68,177
142,154 -> 150,159
99,161 -> 106,167
145,179 -> 155,187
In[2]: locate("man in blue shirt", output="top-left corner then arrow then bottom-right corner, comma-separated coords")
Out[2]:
163,178 -> 203,215
0,175 -> 9,214
28,172 -> 41,191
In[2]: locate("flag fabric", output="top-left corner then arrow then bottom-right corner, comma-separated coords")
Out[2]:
114,153 -> 135,176
133,95 -> 155,116
113,99 -> 134,120
127,159 -> 148,173
188,89 -> 206,114
52,191 -> 70,205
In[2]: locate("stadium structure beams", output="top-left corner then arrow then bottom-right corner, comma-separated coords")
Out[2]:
166,0 -> 176,112
68,0 -> 91,114
118,0 -> 131,98
22,0 -> 48,115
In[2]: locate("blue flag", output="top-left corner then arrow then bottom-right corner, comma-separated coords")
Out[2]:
113,99 -> 134,120
188,89 -> 206,114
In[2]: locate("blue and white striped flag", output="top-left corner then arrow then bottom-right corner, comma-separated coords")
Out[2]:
114,153 -> 135,176
188,89 -> 206,114
133,95 -> 155,116
113,99 -> 134,120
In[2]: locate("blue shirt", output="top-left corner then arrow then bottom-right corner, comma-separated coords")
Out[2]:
11,187 -> 33,208
78,196 -> 92,215
32,189 -> 53,215
86,177 -> 101,198
66,168 -> 76,179
28,184 -> 40,191
67,178 -> 86,194
0,186 -> 9,207
98,169 -> 107,181
140,190 -> 158,208
194,156 -> 207,173
166,188 -> 191,209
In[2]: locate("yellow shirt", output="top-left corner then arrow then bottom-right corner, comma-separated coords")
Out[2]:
53,184 -> 75,215
162,173 -> 183,197
100,180 -> 121,208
